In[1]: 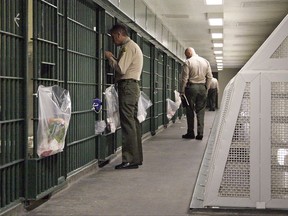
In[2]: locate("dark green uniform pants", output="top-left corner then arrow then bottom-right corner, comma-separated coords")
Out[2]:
118,80 -> 142,164
185,83 -> 207,136
208,88 -> 217,110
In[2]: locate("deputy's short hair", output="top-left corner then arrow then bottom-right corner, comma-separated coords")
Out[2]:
109,23 -> 129,36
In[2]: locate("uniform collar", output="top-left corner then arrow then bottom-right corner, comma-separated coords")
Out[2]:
122,37 -> 131,46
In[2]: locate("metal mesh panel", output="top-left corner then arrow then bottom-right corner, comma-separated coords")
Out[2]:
271,36 -> 288,58
271,82 -> 288,199
219,83 -> 250,198
214,78 -> 235,155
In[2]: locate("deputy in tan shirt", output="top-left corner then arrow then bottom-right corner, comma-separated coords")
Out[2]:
180,47 -> 213,140
207,77 -> 219,111
105,23 -> 143,170
106,36 -> 143,82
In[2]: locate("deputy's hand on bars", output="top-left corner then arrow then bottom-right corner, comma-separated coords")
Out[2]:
104,51 -> 113,59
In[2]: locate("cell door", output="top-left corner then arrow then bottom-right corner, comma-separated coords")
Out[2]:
0,0 -> 27,211
153,50 -> 165,130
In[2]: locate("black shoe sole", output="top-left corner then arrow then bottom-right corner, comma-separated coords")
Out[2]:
182,134 -> 195,139
115,163 -> 139,169
182,136 -> 195,139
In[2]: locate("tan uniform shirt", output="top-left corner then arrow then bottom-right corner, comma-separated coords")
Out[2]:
209,77 -> 219,91
108,37 -> 143,82
180,54 -> 213,93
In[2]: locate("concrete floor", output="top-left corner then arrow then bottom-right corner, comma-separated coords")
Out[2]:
21,111 -> 288,216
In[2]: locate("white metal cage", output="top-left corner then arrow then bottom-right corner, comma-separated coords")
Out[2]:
191,15 -> 288,210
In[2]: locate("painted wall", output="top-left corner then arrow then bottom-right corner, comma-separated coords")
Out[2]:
218,68 -> 239,108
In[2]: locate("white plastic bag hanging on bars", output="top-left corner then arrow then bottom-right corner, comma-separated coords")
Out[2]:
104,85 -> 120,133
37,85 -> 71,157
137,91 -> 153,123
166,98 -> 179,120
174,90 -> 181,108
166,91 -> 181,120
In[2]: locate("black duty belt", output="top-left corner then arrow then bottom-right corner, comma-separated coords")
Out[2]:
186,82 -> 205,86
118,79 -> 139,84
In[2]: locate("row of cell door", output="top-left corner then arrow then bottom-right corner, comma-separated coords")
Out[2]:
0,0 -> 182,213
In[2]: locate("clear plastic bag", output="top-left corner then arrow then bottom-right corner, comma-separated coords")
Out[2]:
166,98 -> 179,120
37,85 -> 71,157
174,90 -> 181,108
95,120 -> 106,135
166,90 -> 181,120
137,91 -> 153,123
104,85 -> 120,133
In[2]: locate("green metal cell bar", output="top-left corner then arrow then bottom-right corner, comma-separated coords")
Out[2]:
33,37 -> 58,46
32,0 -> 41,157
0,76 -> 23,80
0,119 -> 23,124
31,78 -> 63,82
21,0 -> 29,206
63,0 -> 68,179
67,135 -> 98,147
40,0 -> 57,9
67,17 -> 95,31
150,46 -> 157,135
0,30 -> 23,38
1,170 -> 6,207
6,43 -> 11,120
67,49 -> 96,59
0,159 -> 25,171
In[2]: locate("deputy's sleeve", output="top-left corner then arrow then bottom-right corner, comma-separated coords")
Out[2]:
180,63 -> 189,93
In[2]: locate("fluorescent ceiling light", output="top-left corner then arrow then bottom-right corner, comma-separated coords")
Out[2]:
217,68 -> 223,71
216,59 -> 223,63
214,50 -> 223,54
215,56 -> 223,59
217,62 -> 223,66
208,18 -> 223,26
211,33 -> 223,39
213,43 -> 223,47
206,0 -> 223,5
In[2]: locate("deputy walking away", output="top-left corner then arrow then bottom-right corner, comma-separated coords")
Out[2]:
105,23 -> 143,169
180,47 -> 213,140
207,77 -> 219,111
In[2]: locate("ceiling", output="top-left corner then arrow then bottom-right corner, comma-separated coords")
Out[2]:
142,0 -> 288,72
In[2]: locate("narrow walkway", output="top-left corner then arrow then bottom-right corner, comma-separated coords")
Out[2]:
23,112 -> 216,216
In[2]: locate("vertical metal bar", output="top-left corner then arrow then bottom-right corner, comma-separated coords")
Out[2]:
2,169 -> 6,206
11,165 -> 15,202
0,2 -> 2,160
150,46 -> 156,135
32,0 -> 38,157
54,1 -> 57,81
63,0 -> 68,179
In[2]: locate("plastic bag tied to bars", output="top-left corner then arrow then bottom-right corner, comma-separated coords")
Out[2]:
104,85 -> 120,133
166,90 -> 181,120
37,85 -> 71,157
104,85 -> 153,134
137,91 -> 153,123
